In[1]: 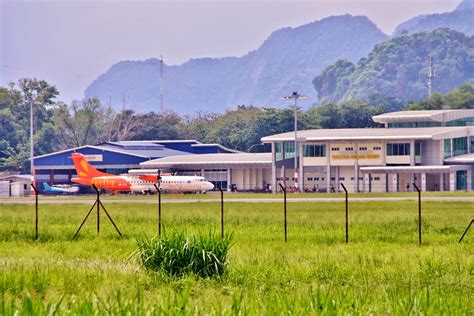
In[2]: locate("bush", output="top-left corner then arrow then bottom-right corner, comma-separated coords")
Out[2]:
136,231 -> 232,278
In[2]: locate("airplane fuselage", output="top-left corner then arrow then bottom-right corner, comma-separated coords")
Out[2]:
75,175 -> 214,193
70,152 -> 214,194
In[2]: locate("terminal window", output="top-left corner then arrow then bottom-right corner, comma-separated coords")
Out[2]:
444,139 -> 451,158
275,143 -> 283,161
386,143 -> 410,156
303,144 -> 326,157
452,137 -> 468,156
283,142 -> 295,159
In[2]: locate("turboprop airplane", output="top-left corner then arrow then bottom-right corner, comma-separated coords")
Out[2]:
70,153 -> 214,194
43,182 -> 80,194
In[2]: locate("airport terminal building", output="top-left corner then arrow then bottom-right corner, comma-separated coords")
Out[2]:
31,109 -> 474,194
262,109 -> 474,193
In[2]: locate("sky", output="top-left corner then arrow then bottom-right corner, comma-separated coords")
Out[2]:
0,0 -> 461,103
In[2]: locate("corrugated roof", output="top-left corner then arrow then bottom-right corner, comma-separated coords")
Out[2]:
103,141 -> 164,148
372,109 -> 474,123
140,153 -> 271,169
261,126 -> 474,142
98,145 -> 190,159
0,174 -> 31,181
191,143 -> 241,153
33,144 -> 190,160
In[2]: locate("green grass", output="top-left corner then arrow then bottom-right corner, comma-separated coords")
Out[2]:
0,199 -> 473,314
136,231 -> 232,277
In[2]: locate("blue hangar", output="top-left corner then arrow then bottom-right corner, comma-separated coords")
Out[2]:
33,140 -> 237,191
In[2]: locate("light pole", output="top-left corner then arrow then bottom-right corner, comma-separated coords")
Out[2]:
282,92 -> 307,191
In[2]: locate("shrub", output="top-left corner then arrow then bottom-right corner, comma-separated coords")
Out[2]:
136,231 -> 232,278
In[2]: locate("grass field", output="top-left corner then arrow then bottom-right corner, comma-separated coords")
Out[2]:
0,197 -> 473,314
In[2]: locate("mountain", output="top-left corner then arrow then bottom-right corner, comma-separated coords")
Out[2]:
393,0 -> 474,36
85,15 -> 387,113
313,29 -> 474,104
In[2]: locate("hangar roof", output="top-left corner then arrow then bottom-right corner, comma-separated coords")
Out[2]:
140,153 -> 271,169
261,126 -> 474,142
97,140 -> 239,154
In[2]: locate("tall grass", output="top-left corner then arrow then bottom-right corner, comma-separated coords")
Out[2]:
0,200 -> 472,314
136,231 -> 232,277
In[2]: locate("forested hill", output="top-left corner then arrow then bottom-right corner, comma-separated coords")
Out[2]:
84,15 -> 387,114
393,0 -> 474,36
313,29 -> 474,105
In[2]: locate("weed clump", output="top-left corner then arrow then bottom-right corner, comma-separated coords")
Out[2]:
136,231 -> 232,278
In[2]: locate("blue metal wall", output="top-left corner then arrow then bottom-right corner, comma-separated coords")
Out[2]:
34,147 -> 147,168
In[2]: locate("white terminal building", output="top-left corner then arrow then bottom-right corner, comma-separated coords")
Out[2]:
261,109 -> 474,193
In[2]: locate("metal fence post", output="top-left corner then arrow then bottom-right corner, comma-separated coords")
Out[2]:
217,184 -> 224,239
340,183 -> 348,243
95,185 -> 100,237
153,184 -> 161,237
30,184 -> 39,240
459,219 -> 473,243
413,182 -> 422,245
73,185 -> 122,240
279,183 -> 287,242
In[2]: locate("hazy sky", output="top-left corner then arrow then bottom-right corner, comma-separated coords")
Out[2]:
1,0 -> 461,103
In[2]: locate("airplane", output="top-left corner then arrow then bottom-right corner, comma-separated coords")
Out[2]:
42,182 -> 80,194
70,152 -> 215,194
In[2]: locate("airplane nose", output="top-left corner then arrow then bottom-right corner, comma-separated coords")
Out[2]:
207,182 -> 214,191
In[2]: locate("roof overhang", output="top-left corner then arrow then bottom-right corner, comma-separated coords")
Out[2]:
372,109 -> 474,124
444,153 -> 474,164
360,165 -> 469,174
261,127 -> 474,143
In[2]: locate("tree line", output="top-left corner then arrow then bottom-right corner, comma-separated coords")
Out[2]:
1,78 -> 473,173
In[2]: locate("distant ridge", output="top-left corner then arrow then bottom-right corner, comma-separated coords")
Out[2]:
85,15 -> 388,113
393,0 -> 474,36
313,29 -> 474,104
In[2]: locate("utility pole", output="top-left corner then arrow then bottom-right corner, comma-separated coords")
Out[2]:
160,55 -> 164,112
428,56 -> 435,98
282,92 -> 307,191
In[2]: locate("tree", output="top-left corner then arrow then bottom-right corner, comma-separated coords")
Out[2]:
131,111 -> 184,141
101,109 -> 142,142
53,98 -> 106,148
0,78 -> 59,173
407,83 -> 474,110
304,103 -> 342,129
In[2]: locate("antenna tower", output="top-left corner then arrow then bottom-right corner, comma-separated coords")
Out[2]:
160,55 -> 164,112
427,56 -> 435,98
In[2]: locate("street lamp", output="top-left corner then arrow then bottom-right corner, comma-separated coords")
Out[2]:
282,92 -> 307,190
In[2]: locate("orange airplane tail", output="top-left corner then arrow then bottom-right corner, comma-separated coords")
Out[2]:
71,153 -> 110,180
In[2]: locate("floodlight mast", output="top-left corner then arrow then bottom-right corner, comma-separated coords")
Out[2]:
282,92 -> 307,191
